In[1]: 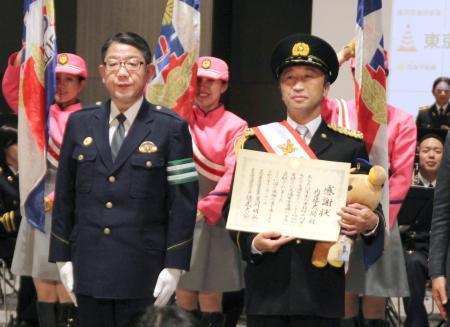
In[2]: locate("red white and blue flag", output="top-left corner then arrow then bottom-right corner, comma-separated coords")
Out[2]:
18,0 -> 57,232
354,0 -> 388,268
354,0 -> 389,215
147,0 -> 200,120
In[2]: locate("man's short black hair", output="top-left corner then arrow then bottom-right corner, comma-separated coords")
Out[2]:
101,32 -> 152,64
432,76 -> 450,93
0,124 -> 18,162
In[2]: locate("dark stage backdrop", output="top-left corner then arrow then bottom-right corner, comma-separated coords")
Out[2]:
212,0 -> 313,126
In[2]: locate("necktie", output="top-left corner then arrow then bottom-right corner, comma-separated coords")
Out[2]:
296,125 -> 309,141
111,113 -> 126,161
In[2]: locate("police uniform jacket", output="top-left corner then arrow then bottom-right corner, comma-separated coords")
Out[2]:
416,103 -> 450,130
400,178 -> 433,256
225,120 -> 385,318
49,99 -> 198,299
0,163 -> 21,261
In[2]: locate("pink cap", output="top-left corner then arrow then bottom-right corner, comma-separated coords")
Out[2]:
349,49 -> 389,71
55,53 -> 88,79
197,56 -> 229,82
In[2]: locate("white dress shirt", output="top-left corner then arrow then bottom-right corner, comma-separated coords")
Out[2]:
286,114 -> 322,145
108,97 -> 144,145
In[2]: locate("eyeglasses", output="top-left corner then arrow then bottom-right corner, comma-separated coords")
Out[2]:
104,58 -> 145,72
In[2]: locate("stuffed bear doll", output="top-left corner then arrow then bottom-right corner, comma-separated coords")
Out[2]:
311,165 -> 387,268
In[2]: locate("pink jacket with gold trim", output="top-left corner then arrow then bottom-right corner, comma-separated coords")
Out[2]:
2,52 -> 20,112
188,105 -> 247,225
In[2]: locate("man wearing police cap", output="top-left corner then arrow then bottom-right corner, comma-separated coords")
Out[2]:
225,33 -> 384,326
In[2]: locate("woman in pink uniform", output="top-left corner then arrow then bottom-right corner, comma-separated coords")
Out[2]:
176,56 -> 247,327
2,51 -> 87,326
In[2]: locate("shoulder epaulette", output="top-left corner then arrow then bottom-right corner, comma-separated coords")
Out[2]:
152,105 -> 183,121
327,123 -> 363,140
419,105 -> 431,111
81,101 -> 102,111
234,128 -> 256,154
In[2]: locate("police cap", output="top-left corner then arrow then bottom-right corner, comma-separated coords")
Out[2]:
271,33 -> 339,83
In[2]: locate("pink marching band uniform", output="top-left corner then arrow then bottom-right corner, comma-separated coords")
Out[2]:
2,52 -> 21,113
2,52 -> 87,201
188,104 -> 247,224
322,97 -> 417,229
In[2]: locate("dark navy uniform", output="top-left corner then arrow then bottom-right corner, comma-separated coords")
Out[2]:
49,100 -> 198,322
0,164 -> 20,263
226,123 -> 384,323
400,178 -> 433,327
416,103 -> 450,130
0,164 -> 39,326
223,33 -> 385,326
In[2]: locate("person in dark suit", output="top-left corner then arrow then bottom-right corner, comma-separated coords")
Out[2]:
430,130 -> 450,325
224,33 -> 384,327
400,130 -> 445,327
0,113 -> 39,327
48,32 -> 199,327
416,77 -> 450,130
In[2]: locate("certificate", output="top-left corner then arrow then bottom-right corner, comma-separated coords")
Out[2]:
226,149 -> 350,242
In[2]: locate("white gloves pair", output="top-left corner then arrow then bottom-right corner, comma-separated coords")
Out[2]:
56,262 -> 181,307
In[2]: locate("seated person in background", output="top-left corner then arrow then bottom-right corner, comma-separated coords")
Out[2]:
400,129 -> 445,327
416,77 -> 450,130
0,113 -> 39,327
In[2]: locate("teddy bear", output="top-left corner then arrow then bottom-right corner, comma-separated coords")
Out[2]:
311,164 -> 387,268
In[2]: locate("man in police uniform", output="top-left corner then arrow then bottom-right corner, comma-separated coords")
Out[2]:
400,130 -> 445,326
49,32 -> 198,327
416,77 -> 450,130
225,34 -> 384,326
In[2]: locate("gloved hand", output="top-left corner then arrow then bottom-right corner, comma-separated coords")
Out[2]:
56,261 -> 77,306
153,268 -> 182,306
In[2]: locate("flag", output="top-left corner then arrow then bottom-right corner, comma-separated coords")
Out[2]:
354,0 -> 388,268
147,0 -> 200,120
18,0 -> 57,232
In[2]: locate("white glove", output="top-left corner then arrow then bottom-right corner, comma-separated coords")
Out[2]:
153,268 -> 181,306
56,261 -> 77,306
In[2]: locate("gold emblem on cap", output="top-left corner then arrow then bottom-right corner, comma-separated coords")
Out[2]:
292,42 -> 310,57
139,141 -> 158,153
83,137 -> 93,146
58,54 -> 69,65
201,59 -> 212,69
